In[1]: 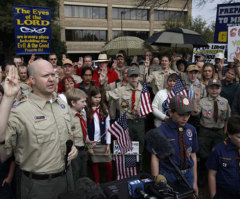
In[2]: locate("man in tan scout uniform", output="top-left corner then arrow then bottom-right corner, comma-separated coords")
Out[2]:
146,56 -> 176,95
104,66 -> 145,171
0,60 -> 78,199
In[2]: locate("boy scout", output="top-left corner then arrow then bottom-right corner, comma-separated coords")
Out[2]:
65,88 -> 88,184
184,64 -> 206,131
0,60 -> 78,199
146,56 -> 176,95
206,115 -> 240,199
105,66 -> 145,170
150,95 -> 199,196
197,79 -> 230,186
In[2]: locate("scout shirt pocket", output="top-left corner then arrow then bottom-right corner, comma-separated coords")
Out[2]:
34,120 -> 56,144
218,102 -> 227,121
219,157 -> 238,177
120,93 -> 131,111
201,108 -> 212,119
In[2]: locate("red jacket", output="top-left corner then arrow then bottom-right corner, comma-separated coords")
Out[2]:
92,67 -> 119,86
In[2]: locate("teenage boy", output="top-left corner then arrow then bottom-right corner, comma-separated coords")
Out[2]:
151,95 -> 199,195
65,88 -> 88,184
206,115 -> 240,199
104,66 -> 145,171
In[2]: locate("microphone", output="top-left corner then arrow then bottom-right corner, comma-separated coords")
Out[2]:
102,184 -> 119,199
146,128 -> 192,190
145,128 -> 174,159
65,140 -> 73,170
128,180 -> 156,199
154,175 -> 167,184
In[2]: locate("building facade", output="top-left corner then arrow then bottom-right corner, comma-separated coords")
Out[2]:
59,0 -> 192,57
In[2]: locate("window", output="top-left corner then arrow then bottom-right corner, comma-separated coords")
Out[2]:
64,5 -> 106,19
113,30 -> 149,40
154,10 -> 186,21
66,30 -> 107,41
112,8 -> 148,21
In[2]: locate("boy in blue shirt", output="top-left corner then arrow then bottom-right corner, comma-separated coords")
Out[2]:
151,95 -> 199,196
206,115 -> 240,199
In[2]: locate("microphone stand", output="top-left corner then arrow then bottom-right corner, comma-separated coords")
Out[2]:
156,154 -> 197,198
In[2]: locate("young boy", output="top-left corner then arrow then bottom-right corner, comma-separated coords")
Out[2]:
206,115 -> 240,199
151,95 -> 199,195
65,88 -> 88,184
197,79 -> 230,185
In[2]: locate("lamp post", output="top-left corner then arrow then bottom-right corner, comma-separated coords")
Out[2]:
120,11 -> 126,36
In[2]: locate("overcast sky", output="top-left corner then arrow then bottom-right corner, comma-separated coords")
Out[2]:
191,0 -> 224,26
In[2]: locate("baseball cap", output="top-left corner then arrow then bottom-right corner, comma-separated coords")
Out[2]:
186,64 -> 199,72
116,53 -> 124,58
62,59 -> 73,66
130,61 -> 139,67
127,66 -> 139,77
207,79 -> 221,87
195,52 -> 205,57
215,52 -> 224,59
169,95 -> 193,114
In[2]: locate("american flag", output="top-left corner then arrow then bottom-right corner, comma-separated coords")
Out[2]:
167,78 -> 188,105
139,81 -> 153,116
107,112 -> 132,153
116,154 -> 137,180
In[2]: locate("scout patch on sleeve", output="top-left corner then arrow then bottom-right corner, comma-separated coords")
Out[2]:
186,129 -> 192,138
60,104 -> 66,109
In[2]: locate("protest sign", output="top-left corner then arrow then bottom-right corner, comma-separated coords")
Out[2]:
13,5 -> 51,54
214,3 -> 240,43
192,43 -> 227,63
228,26 -> 240,62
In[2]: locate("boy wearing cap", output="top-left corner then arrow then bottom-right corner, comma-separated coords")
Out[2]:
196,79 -> 231,185
206,115 -> 240,199
184,64 -> 206,131
151,95 -> 199,195
104,66 -> 145,170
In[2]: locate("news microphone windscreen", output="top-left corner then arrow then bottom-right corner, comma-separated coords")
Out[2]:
145,128 -> 174,159
75,177 -> 106,199
154,175 -> 167,184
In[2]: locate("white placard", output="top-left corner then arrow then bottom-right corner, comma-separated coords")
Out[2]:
228,26 -> 240,62
192,43 -> 227,64
113,141 -> 139,162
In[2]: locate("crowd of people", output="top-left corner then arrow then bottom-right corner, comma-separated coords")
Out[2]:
0,50 -> 240,199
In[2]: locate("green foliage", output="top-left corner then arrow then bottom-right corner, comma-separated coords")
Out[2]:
0,0 -> 66,61
164,16 -> 215,43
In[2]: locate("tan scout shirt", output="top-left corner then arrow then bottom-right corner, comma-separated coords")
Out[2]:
106,83 -> 143,119
71,108 -> 86,147
5,93 -> 73,174
139,64 -> 161,84
199,96 -> 231,128
147,68 -> 176,94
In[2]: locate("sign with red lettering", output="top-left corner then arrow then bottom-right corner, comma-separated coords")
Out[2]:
13,5 -> 51,55
228,26 -> 240,62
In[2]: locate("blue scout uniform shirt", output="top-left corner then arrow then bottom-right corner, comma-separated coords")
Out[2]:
158,119 -> 199,173
206,138 -> 240,196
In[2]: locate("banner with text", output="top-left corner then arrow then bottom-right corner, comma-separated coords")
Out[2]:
214,2 -> 240,43
228,26 -> 240,62
13,5 -> 51,55
192,43 -> 227,64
